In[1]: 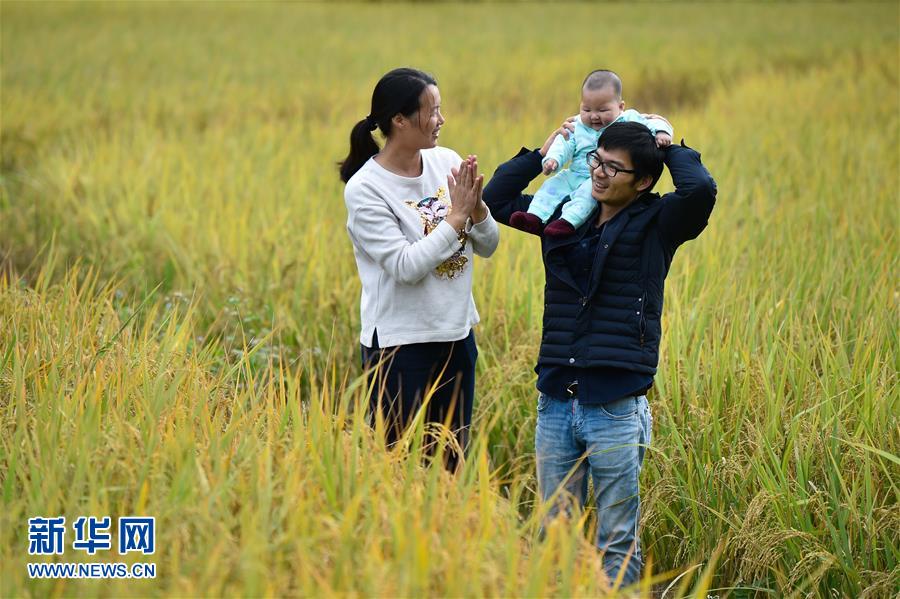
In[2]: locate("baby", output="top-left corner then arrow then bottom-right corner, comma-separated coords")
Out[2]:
510,70 -> 673,237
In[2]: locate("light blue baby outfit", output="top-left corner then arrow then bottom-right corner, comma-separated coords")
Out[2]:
530,110 -> 674,227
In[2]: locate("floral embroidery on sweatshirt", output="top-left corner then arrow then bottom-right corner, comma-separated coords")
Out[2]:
405,185 -> 468,279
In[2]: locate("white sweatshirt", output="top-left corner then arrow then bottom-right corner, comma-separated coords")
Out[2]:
344,147 -> 500,348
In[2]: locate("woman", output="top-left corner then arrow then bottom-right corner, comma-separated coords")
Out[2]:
339,67 -> 499,470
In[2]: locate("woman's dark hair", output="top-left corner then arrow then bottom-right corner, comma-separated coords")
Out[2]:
338,67 -> 437,183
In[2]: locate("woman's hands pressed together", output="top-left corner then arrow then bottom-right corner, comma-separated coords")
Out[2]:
447,155 -> 487,230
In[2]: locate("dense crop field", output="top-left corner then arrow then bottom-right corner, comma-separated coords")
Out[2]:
2,2 -> 898,597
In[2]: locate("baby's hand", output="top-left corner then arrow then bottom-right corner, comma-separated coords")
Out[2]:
542,159 -> 558,175
655,132 -> 672,148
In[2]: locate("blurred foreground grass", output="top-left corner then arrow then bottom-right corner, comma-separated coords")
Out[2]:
2,2 -> 898,597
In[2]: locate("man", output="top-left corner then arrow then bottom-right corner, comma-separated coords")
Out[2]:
483,121 -> 716,586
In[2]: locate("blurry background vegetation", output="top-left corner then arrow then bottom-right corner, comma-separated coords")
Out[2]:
1,1 -> 898,597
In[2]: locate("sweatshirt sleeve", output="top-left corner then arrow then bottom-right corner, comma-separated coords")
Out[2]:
466,211 -> 500,258
346,185 -> 464,285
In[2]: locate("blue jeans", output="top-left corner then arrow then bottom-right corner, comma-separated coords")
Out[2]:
535,393 -> 652,587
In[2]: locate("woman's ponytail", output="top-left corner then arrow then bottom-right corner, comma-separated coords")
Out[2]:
338,67 -> 437,184
339,118 -> 380,183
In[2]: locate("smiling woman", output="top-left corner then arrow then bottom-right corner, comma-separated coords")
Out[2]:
339,67 -> 500,471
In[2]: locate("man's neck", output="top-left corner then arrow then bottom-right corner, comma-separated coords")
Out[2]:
595,196 -> 638,227
376,141 -> 423,177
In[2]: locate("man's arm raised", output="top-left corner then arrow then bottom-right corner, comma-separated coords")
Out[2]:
482,148 -> 543,226
657,141 -> 717,248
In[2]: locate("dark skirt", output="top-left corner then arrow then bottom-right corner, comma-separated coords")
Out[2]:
360,329 -> 477,470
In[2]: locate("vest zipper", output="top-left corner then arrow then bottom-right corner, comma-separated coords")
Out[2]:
639,292 -> 646,347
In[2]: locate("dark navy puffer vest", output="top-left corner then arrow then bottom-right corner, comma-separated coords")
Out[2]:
484,143 -> 716,375
540,195 -> 670,373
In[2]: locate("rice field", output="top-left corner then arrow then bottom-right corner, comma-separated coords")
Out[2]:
1,1 -> 898,597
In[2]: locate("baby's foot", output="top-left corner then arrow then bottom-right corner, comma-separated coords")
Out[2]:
544,218 -> 577,238
509,211 -> 544,235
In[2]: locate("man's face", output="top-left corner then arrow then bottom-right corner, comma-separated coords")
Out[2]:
589,146 -> 650,207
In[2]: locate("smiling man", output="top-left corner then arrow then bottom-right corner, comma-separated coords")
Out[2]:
483,121 -> 717,587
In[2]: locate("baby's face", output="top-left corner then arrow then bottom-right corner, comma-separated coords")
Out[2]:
580,85 -> 625,131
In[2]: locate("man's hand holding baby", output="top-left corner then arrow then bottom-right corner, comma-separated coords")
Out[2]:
655,131 -> 672,148
540,116 -> 578,157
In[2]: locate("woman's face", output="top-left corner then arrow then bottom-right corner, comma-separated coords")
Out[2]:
407,84 -> 444,149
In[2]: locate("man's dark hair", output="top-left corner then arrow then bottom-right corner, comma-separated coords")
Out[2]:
582,69 -> 622,99
598,121 -> 665,191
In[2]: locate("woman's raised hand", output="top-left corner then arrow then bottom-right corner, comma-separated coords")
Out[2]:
447,155 -> 484,231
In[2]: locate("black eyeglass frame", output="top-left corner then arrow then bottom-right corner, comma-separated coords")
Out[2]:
586,151 -> 636,178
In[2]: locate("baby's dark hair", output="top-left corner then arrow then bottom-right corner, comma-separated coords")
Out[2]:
582,69 -> 622,99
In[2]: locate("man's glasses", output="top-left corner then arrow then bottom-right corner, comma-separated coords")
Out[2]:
586,151 -> 636,178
